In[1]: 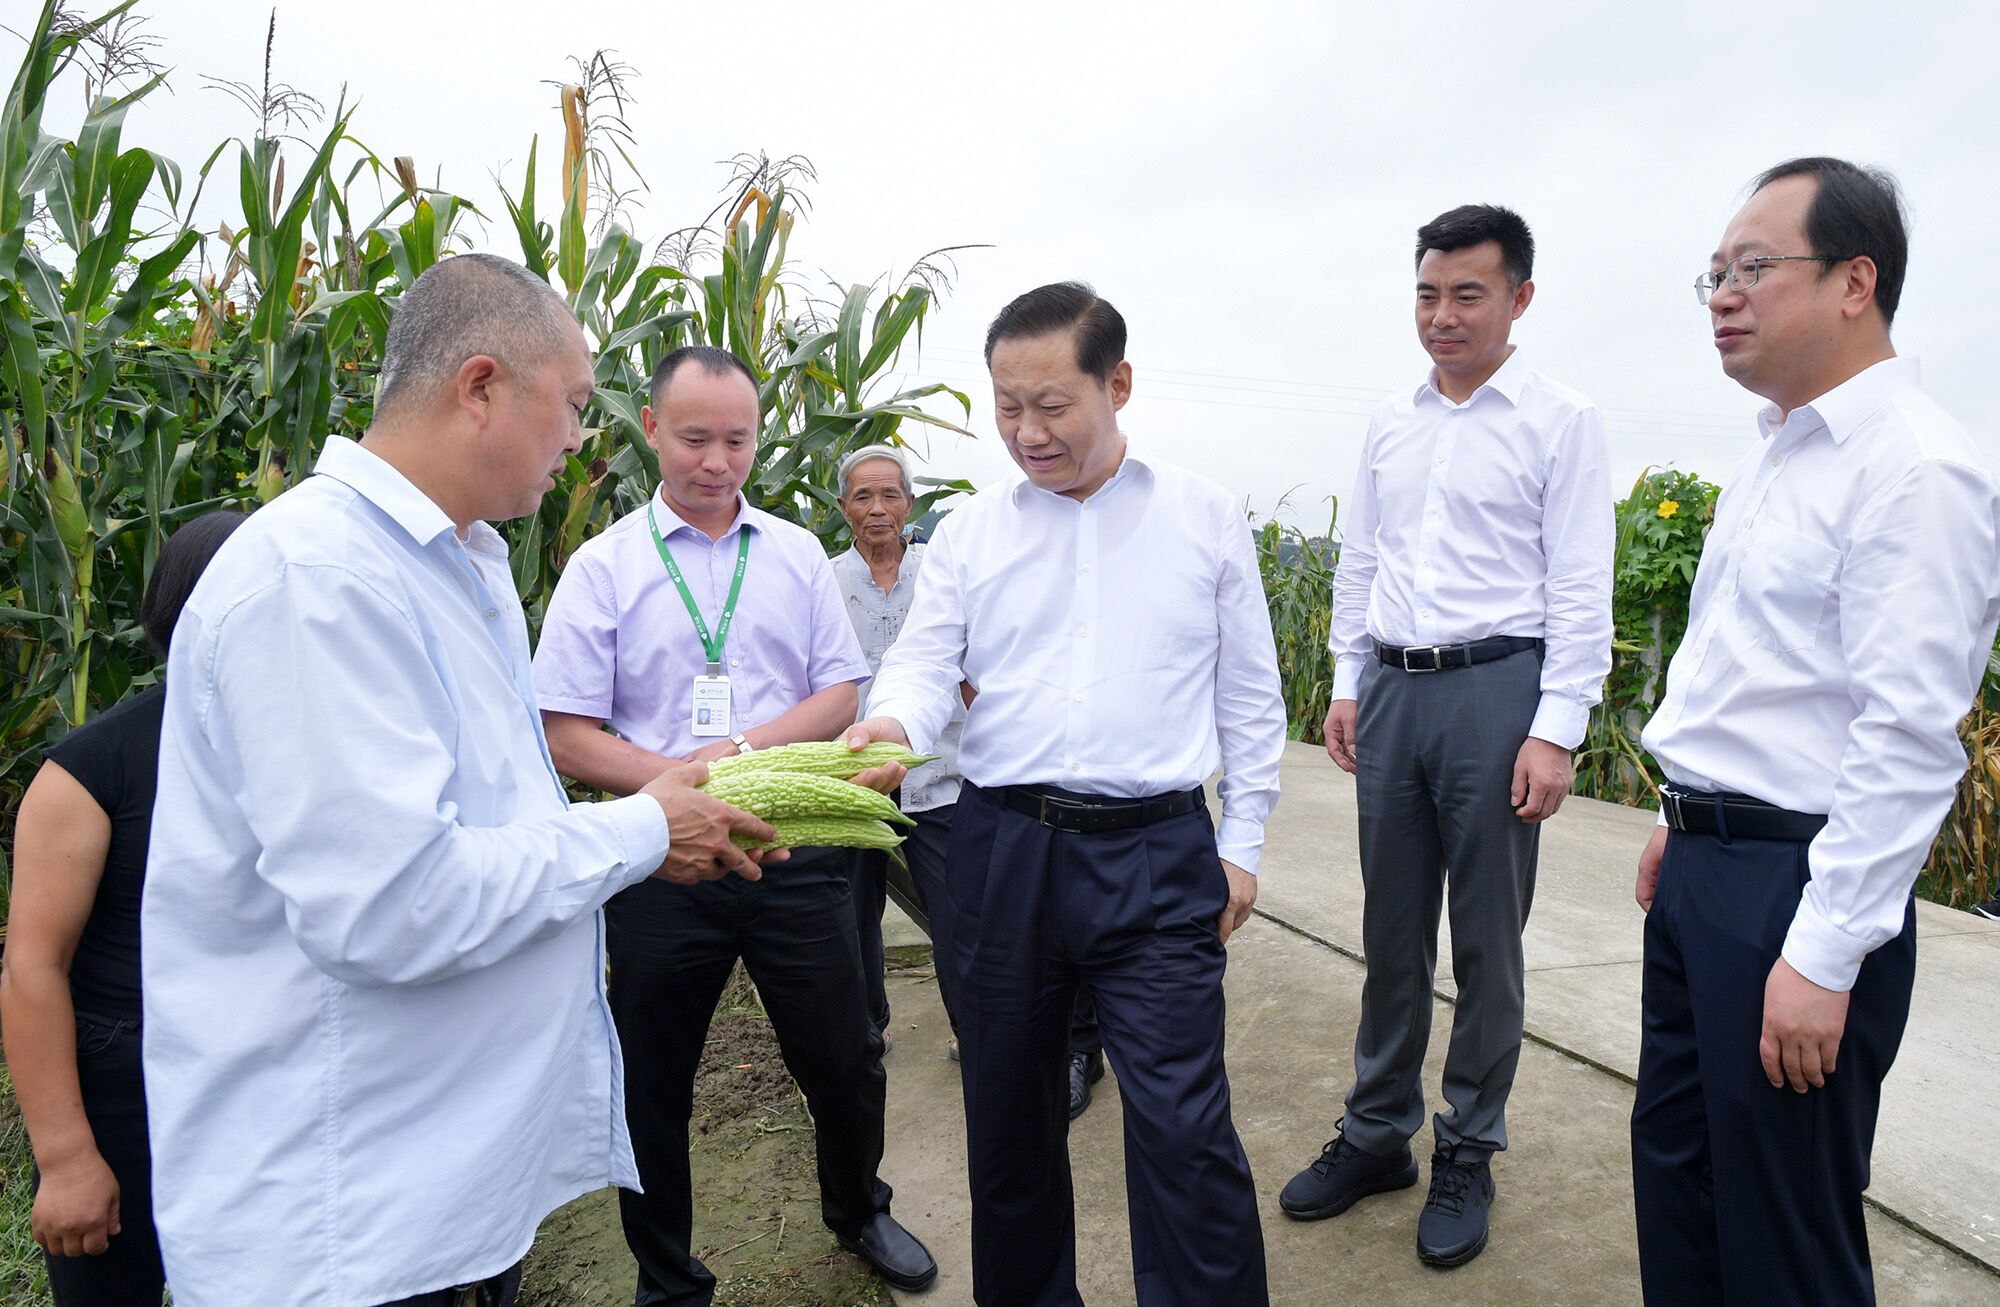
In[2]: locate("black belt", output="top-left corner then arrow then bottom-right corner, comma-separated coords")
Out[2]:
1375,635 -> 1543,673
1660,785 -> 1828,843
990,783 -> 1205,834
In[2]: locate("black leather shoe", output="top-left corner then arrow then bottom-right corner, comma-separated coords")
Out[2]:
1416,1140 -> 1495,1267
1067,1049 -> 1106,1120
837,1213 -> 939,1291
1278,1123 -> 1419,1220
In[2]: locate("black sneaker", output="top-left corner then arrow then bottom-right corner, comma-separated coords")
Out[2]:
1973,898 -> 2000,922
1067,1050 -> 1105,1120
1416,1140 -> 1495,1267
1278,1123 -> 1419,1221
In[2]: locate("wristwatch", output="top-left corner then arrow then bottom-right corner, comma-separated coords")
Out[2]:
729,732 -> 755,756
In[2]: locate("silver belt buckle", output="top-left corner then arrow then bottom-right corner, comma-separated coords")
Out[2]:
1660,787 -> 1687,831
1408,644 -> 1445,673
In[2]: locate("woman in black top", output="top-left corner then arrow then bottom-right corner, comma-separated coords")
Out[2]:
1,511 -> 246,1305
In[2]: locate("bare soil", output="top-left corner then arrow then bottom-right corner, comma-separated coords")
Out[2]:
518,968 -> 890,1307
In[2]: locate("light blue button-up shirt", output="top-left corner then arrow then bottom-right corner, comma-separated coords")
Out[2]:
142,437 -> 671,1306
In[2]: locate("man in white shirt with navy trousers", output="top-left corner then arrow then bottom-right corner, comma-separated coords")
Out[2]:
1633,157 -> 2000,1305
1280,205 -> 1614,1269
850,282 -> 1288,1306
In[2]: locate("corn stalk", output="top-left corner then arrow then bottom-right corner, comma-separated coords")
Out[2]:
0,0 -> 979,917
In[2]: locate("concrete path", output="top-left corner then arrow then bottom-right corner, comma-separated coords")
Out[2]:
877,743 -> 2000,1305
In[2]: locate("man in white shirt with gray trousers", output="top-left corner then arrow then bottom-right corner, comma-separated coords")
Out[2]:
849,282 -> 1287,1306
1281,205 -> 1613,1268
1634,157 -> 2000,1305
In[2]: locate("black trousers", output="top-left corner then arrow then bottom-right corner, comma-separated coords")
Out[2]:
848,845 -> 893,1034
606,852 -> 892,1307
1631,828 -> 1917,1305
38,1012 -> 165,1307
947,783 -> 1267,1307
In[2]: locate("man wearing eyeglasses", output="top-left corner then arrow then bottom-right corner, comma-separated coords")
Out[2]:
1633,157 -> 2000,1305
1279,205 -> 1613,1268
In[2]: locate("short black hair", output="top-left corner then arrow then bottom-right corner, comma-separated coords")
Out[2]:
983,282 -> 1126,383
1751,156 -> 1909,327
1415,205 -> 1535,285
140,510 -> 249,658
376,253 -> 577,420
650,345 -> 758,405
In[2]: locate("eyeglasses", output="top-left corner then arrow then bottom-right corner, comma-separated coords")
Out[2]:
1694,254 -> 1843,305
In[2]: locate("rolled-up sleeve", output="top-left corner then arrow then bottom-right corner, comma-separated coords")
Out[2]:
207,563 -> 669,988
533,549 -> 619,719
805,551 -> 871,693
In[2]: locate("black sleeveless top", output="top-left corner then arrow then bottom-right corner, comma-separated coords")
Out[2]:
41,685 -> 164,1022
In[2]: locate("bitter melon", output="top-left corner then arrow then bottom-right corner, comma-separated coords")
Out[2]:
706,740 -> 935,781
701,769 -> 915,827
732,817 -> 906,851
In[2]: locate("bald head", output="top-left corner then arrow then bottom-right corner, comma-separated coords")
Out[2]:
376,253 -> 581,421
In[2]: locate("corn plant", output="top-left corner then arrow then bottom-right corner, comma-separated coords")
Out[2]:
1573,468 -> 1720,806
0,0 -> 977,916
1253,496 -> 1339,743
1920,641 -> 2000,908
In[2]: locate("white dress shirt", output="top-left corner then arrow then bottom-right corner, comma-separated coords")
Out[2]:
143,438 -> 671,1306
1642,357 -> 2000,992
834,543 -> 965,812
865,450 -> 1286,873
1329,349 -> 1614,749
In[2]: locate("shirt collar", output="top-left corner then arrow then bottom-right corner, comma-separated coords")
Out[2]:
1009,441 -> 1150,507
313,436 -> 460,548
1416,346 -> 1528,409
839,542 -> 912,588
1757,356 -> 1920,446
651,488 -> 768,541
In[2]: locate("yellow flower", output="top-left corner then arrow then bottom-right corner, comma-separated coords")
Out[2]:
1657,500 -> 1681,519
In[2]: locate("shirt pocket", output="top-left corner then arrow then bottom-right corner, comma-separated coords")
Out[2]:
1734,522 -> 1840,656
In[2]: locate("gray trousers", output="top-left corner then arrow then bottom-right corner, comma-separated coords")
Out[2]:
1343,648 -> 1542,1161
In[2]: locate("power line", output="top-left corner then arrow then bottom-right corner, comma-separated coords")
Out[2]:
913,343 -> 1755,432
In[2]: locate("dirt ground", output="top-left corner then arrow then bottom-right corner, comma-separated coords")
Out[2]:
517,967 -> 893,1307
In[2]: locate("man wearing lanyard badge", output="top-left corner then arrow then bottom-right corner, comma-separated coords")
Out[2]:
535,345 -> 939,1302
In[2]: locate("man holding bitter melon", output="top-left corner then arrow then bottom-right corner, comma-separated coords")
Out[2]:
849,283 -> 1288,1306
534,345 -> 940,1300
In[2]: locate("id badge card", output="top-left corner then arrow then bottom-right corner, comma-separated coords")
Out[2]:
691,675 -> 732,736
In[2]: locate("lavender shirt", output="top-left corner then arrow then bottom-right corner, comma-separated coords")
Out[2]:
534,492 -> 869,759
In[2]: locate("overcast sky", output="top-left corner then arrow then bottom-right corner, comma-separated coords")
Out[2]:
25,0 -> 1999,528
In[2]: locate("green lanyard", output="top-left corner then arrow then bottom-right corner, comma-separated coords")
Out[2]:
648,500 -> 751,676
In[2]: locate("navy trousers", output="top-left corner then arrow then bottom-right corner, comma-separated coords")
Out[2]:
947,783 -> 1267,1307
1631,828 -> 1916,1306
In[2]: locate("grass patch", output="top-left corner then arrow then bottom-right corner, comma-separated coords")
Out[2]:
518,966 -> 892,1307
1,1062 -> 50,1302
